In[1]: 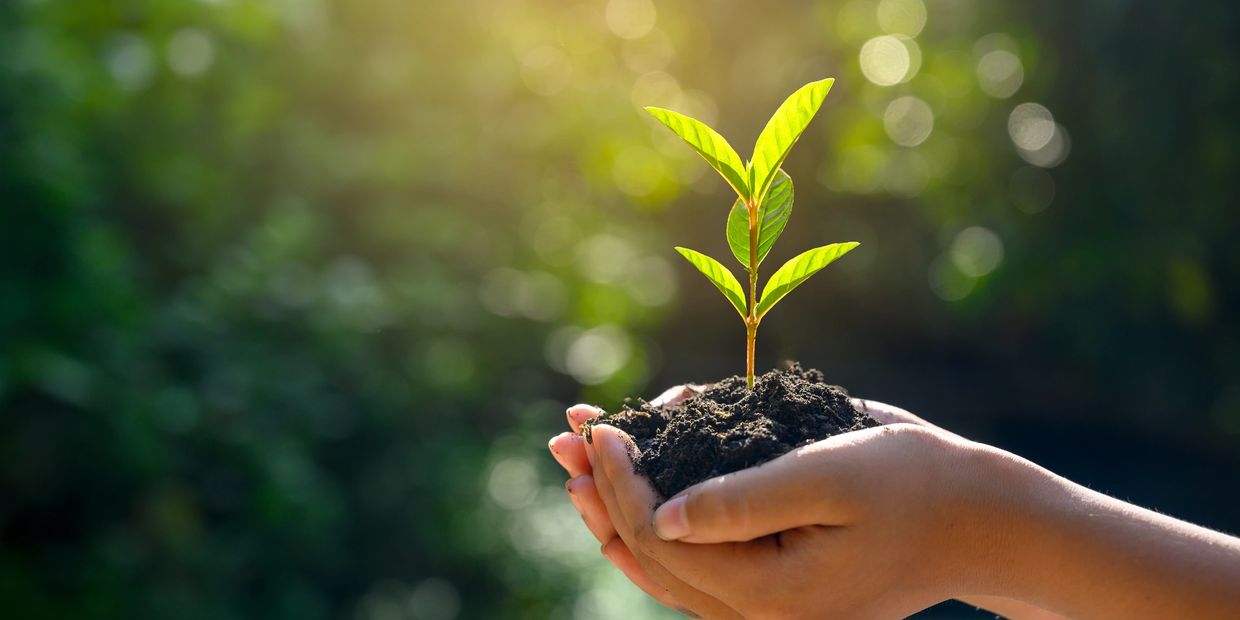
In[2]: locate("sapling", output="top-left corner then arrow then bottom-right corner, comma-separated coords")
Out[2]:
646,78 -> 857,389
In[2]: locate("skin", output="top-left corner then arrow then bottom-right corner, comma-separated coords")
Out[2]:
547,387 -> 1240,619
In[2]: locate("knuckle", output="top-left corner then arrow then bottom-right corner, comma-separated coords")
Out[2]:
890,422 -> 949,458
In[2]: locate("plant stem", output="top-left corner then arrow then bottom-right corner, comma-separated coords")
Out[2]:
745,200 -> 760,389
745,321 -> 756,389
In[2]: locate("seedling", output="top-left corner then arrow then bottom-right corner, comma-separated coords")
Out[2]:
646,78 -> 857,389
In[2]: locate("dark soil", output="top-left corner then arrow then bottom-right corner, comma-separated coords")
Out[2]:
587,363 -> 879,499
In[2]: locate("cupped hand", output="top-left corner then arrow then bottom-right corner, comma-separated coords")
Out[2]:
548,390 -> 1064,619
591,418 -> 980,618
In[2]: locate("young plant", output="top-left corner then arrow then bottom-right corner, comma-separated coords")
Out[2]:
646,78 -> 858,389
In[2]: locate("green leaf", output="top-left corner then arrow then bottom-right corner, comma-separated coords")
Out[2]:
756,242 -> 858,320
645,107 -> 750,201
674,247 -> 748,319
749,78 -> 834,206
726,169 -> 794,271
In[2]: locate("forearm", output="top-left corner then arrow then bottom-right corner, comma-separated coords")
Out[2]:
968,447 -> 1240,619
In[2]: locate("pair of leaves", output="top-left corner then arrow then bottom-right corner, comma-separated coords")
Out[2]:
726,169 -> 793,271
657,77 -> 851,324
645,78 -> 834,208
675,242 -> 858,322
749,78 -> 834,206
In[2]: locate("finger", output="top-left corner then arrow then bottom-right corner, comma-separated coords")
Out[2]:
649,432 -> 870,544
590,430 -> 745,620
593,425 -> 756,601
565,475 -> 616,543
600,537 -> 686,611
566,404 -> 605,433
650,384 -> 703,408
549,432 -> 591,477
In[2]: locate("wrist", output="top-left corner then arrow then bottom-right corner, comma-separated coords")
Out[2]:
925,434 -> 1064,601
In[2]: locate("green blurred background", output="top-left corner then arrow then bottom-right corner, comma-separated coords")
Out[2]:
2,0 -> 1238,618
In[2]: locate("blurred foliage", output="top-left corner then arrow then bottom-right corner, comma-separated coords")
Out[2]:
1,0 -> 1238,619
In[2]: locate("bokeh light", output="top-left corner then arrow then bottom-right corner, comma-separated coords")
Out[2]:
104,33 -> 155,91
1007,101 -> 1071,168
1018,124 -> 1071,168
884,95 -> 935,147
605,0 -> 657,39
976,49 -> 1023,98
488,457 -> 540,510
859,35 -> 914,86
546,325 -> 635,386
1008,102 -> 1056,151
950,226 -> 1004,277
928,254 -> 976,301
877,0 -> 927,37
167,27 -> 215,78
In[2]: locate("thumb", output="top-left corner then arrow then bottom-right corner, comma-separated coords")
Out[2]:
651,446 -> 854,544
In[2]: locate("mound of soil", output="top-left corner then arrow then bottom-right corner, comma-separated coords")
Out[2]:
588,363 -> 879,499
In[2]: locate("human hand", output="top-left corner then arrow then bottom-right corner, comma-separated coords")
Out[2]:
549,389 -> 983,617
552,390 -> 1240,619
588,416 -> 994,618
550,390 -> 1068,619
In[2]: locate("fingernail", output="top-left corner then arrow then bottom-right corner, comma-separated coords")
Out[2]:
567,404 -> 601,426
549,432 -> 575,452
653,495 -> 690,541
599,537 -> 617,559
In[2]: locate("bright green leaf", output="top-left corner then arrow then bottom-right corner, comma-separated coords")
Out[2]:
756,242 -> 858,320
726,169 -> 794,271
645,107 -> 750,201
674,247 -> 748,318
749,78 -> 834,206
